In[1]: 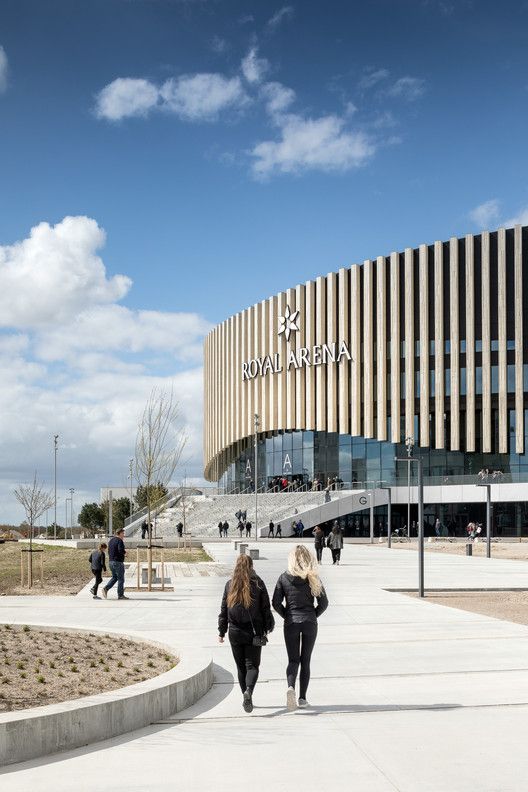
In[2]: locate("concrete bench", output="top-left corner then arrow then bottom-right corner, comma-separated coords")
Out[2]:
249,548 -> 259,560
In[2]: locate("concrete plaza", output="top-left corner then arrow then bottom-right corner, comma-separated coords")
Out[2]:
2,541 -> 528,791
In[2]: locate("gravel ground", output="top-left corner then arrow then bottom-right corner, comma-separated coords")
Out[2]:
407,590 -> 528,626
0,625 -> 178,712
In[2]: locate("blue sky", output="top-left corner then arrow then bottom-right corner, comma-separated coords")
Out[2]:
1,0 -> 528,520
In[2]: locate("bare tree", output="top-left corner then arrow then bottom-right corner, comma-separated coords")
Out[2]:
14,474 -> 54,587
135,387 -> 187,589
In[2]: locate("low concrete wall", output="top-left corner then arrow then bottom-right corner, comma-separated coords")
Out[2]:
0,628 -> 212,767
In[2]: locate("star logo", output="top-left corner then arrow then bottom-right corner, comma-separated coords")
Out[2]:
278,305 -> 300,341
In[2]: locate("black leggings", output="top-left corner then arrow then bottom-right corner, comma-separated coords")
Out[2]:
92,569 -> 103,595
331,548 -> 341,563
315,545 -> 323,563
229,635 -> 262,694
284,621 -> 318,700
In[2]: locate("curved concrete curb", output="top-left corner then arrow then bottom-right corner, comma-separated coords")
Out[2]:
0,627 -> 213,768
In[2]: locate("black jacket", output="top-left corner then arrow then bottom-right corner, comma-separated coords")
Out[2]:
88,550 -> 106,572
218,574 -> 275,639
108,536 -> 125,562
272,573 -> 328,625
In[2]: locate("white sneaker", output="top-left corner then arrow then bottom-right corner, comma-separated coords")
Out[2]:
286,687 -> 297,711
298,698 -> 309,708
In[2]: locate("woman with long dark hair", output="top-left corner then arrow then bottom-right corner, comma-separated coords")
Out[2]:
312,525 -> 325,563
218,554 -> 274,713
272,545 -> 328,710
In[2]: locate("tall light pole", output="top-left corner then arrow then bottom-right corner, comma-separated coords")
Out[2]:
254,413 -> 259,541
69,488 -> 75,539
476,476 -> 492,558
65,497 -> 70,537
53,434 -> 59,540
396,454 -> 424,596
405,436 -> 414,537
128,458 -> 134,518
377,481 -> 392,547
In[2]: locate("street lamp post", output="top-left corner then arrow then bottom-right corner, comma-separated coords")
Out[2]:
65,497 -> 70,537
53,434 -> 59,540
254,413 -> 259,542
69,488 -> 74,539
476,478 -> 492,558
129,458 -> 134,518
395,454 -> 424,596
405,437 -> 414,537
377,481 -> 392,548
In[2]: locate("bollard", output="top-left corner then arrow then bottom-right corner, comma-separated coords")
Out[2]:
466,543 -> 473,556
239,543 -> 248,555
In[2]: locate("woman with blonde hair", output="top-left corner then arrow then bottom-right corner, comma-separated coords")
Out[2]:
272,545 -> 328,710
218,554 -> 274,713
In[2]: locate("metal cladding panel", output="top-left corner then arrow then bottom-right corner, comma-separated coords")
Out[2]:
450,237 -> 460,450
363,259 -> 374,438
404,248 -> 414,442
390,252 -> 400,443
315,277 -> 327,431
305,280 -> 316,430
203,225 -> 528,483
419,244 -> 429,447
465,235 -> 476,452
376,256 -> 387,441
295,283 -> 306,430
515,225 -> 524,454
434,241 -> 445,449
326,272 -> 338,433
338,269 -> 350,434
497,228 -> 507,453
350,265 -> 362,436
481,231 -> 492,453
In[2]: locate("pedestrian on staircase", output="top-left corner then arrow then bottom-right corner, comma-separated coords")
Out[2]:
268,521 -> 275,538
218,554 -> 274,714
245,520 -> 252,538
312,525 -> 325,563
218,521 -> 223,538
223,520 -> 229,537
238,520 -> 244,538
276,523 -> 282,538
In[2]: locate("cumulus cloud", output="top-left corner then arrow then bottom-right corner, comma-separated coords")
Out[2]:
95,78 -> 160,121
241,46 -> 270,85
251,113 -> 375,178
0,216 -> 131,328
0,46 -> 7,93
160,73 -> 248,121
387,76 -> 427,101
267,6 -> 294,30
469,199 -> 500,229
358,68 -> 389,92
0,216 -> 211,523
260,81 -> 296,115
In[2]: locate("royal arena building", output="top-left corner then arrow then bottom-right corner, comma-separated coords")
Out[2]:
203,226 -> 528,537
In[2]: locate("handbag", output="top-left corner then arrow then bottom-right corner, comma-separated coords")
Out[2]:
247,610 -> 268,647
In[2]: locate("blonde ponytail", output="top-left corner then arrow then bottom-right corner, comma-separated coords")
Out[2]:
287,545 -> 323,597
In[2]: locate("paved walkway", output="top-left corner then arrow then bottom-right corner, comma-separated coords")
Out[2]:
2,542 -> 528,790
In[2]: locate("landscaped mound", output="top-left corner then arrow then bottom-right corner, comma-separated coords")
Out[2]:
0,625 -> 178,712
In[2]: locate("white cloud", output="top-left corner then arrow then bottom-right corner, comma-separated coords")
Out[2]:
251,113 -> 375,178
0,46 -> 8,93
387,76 -> 427,101
95,78 -> 160,121
469,199 -> 500,229
503,207 -> 528,228
358,68 -> 389,92
267,6 -> 294,30
0,216 -> 211,523
211,36 -> 228,54
160,73 -> 248,120
241,47 -> 270,85
260,81 -> 296,115
0,216 -> 131,328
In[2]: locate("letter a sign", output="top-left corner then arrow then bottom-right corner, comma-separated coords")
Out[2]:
283,453 -> 292,472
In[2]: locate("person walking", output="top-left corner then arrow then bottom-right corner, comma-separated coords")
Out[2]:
312,525 -> 325,563
245,520 -> 252,538
272,545 -> 328,710
223,520 -> 229,537
238,520 -> 244,538
141,520 -> 148,540
297,519 -> 305,538
89,542 -> 107,599
218,554 -> 274,713
276,523 -> 282,538
268,521 -> 275,538
218,520 -> 224,538
102,528 -> 128,600
326,522 -> 344,565
176,521 -> 183,538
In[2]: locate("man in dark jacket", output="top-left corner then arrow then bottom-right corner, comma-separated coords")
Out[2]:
102,529 -> 128,600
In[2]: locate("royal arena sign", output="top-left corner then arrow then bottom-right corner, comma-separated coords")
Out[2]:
241,304 -> 352,381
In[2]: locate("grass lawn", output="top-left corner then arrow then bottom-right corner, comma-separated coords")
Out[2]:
0,624 -> 177,712
0,543 -> 211,596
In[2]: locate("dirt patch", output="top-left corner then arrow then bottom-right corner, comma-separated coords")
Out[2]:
0,624 -> 178,712
406,589 -> 528,626
0,543 -> 211,596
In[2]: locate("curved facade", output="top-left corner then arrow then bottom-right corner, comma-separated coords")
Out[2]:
204,226 -> 528,490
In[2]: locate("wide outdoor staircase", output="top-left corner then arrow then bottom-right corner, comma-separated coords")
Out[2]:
134,487 -> 388,538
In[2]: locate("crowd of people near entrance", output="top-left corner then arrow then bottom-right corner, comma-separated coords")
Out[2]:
266,474 -> 345,492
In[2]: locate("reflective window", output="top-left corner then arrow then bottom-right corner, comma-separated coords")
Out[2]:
507,364 -> 515,392
491,340 -> 499,352
460,340 -> 466,353
507,340 -> 515,351
476,340 -> 482,352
